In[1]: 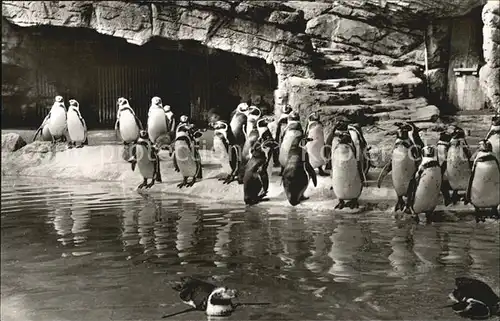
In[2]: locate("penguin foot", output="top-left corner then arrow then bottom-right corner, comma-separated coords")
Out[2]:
145,181 -> 155,189
186,178 -> 196,187
177,179 -> 187,189
335,200 -> 345,210
76,144 -> 83,148
491,207 -> 500,219
347,199 -> 359,209
317,167 -> 329,176
394,197 -> 405,212
300,196 -> 309,201
462,196 -> 469,205
424,212 -> 433,224
414,214 -> 420,224
451,191 -> 460,205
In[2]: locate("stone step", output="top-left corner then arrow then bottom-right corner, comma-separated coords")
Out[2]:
314,78 -> 365,91
312,90 -> 361,106
315,47 -> 347,55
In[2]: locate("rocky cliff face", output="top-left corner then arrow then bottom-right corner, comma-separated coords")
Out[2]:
2,0 -> 495,132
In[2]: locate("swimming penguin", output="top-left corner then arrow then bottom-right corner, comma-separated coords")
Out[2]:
32,115 -> 53,142
466,139 -> 500,222
173,124 -> 203,188
273,104 -> 292,166
348,123 -> 370,180
485,115 -> 500,162
114,97 -> 143,145
212,120 -> 240,184
279,111 -> 303,176
243,138 -> 279,205
331,131 -> 365,209
66,99 -> 88,148
445,277 -> 500,319
147,96 -> 169,146
404,145 -> 444,223
130,130 -> 162,189
229,103 -> 249,149
443,126 -> 472,205
305,111 -> 328,176
437,131 -> 453,206
163,104 -> 176,138
376,123 -> 420,212
324,118 -> 350,170
282,135 -> 317,206
169,276 -> 238,317
47,95 -> 67,143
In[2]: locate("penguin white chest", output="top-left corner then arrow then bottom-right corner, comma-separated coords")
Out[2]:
307,125 -> 326,169
279,130 -> 302,167
67,110 -> 86,142
174,141 -> 198,177
213,136 -> 231,174
48,107 -> 67,137
136,144 -> 156,179
391,146 -> 417,196
412,167 -> 442,214
446,146 -> 472,190
147,108 -> 168,142
119,111 -> 140,143
487,134 -> 500,161
331,145 -> 362,200
470,161 -> 500,208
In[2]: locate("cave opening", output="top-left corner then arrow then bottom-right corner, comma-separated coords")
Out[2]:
2,24 -> 278,129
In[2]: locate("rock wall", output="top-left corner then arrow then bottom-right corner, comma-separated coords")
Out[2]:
479,1 -> 500,110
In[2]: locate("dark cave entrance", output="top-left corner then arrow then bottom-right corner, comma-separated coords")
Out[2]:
2,25 -> 278,128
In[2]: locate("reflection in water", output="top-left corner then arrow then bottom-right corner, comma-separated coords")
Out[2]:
51,207 -> 73,246
278,212 -> 312,271
213,213 -> 234,268
70,201 -> 91,246
175,205 -> 198,263
137,198 -> 158,255
388,224 -> 418,278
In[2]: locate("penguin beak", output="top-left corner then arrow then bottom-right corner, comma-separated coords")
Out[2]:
223,289 -> 238,299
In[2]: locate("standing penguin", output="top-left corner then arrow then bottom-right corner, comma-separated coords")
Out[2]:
212,120 -> 240,184
130,130 -> 162,189
437,131 -> 453,206
324,118 -> 350,171
348,123 -> 370,180
443,126 -> 472,205
331,132 -> 365,209
376,123 -> 420,212
115,97 -> 143,145
406,121 -> 425,151
273,104 -> 292,166
279,111 -> 303,176
485,115 -> 500,162
175,115 -> 191,138
404,145 -> 445,223
163,104 -> 176,139
66,99 -> 88,148
47,95 -> 67,143
282,136 -> 317,206
243,138 -> 279,205
147,96 -> 169,146
229,103 -> 249,149
256,117 -> 276,180
305,111 -> 328,176
240,107 -> 262,177
466,139 -> 500,222
174,124 -> 203,188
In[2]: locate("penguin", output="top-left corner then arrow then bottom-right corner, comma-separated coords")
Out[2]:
147,96 -> 169,146
66,99 -> 88,148
114,97 -> 143,145
305,111 -> 328,176
324,118 -> 350,170
175,115 -> 191,138
404,145 -> 445,223
173,124 -> 203,188
348,123 -> 370,180
406,121 -> 425,151
278,111 -> 303,176
243,106 -> 262,138
273,104 -> 292,166
376,123 -> 420,212
256,117 -> 277,180
282,135 -> 317,206
47,95 -> 67,143
443,126 -> 472,205
446,277 -> 500,319
169,276 -> 238,317
466,139 -> 500,222
240,107 -> 262,182
229,103 -> 249,149
32,115 -> 53,142
130,130 -> 162,189
243,138 -> 279,205
163,104 -> 176,138
212,120 -> 240,184
485,115 -> 500,162
437,131 -> 453,206
331,131 -> 365,209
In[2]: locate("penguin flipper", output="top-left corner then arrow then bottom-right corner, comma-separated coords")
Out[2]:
466,161 -> 478,203
155,157 -> 163,183
358,159 -> 367,185
134,115 -> 144,131
406,175 -> 419,210
229,145 -> 239,177
304,153 -> 317,187
173,153 -> 180,172
32,126 -> 43,142
376,162 -> 392,188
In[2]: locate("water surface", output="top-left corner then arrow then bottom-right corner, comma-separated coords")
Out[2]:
1,178 -> 499,321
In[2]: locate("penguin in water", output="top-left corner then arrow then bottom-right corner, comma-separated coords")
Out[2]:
32,115 -> 53,142
114,97 -> 143,145
243,138 -> 279,205
485,115 -> 500,162
348,123 -> 370,179
444,277 -> 500,319
443,126 -> 472,205
130,130 -> 162,189
173,124 -> 203,188
212,120 -> 240,184
47,95 -> 67,143
240,106 -> 262,183
273,104 -> 292,166
147,96 -> 169,146
229,103 -> 249,149
404,145 -> 445,223
169,277 -> 238,317
282,135 -> 318,206
66,99 -> 88,148
331,131 -> 365,209
376,123 -> 420,212
324,117 -> 350,171
466,139 -> 500,222
279,111 -> 303,176
305,111 -> 328,176
437,131 -> 453,206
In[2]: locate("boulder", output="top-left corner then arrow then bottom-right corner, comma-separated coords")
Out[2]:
2,133 -> 26,152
